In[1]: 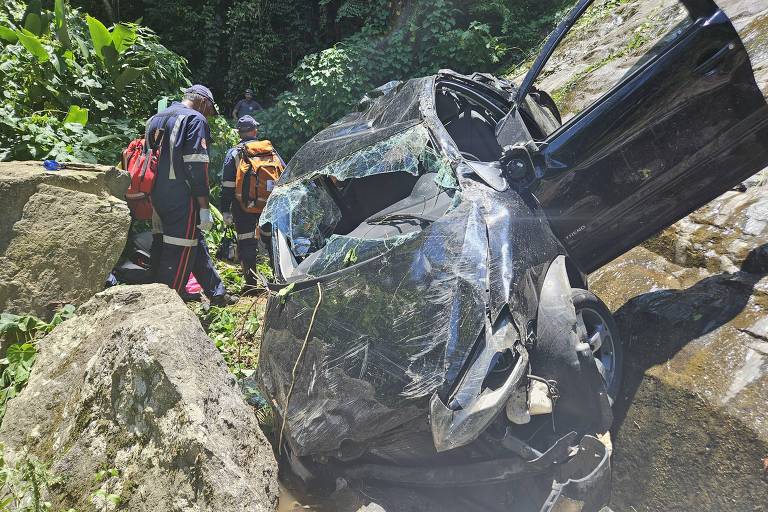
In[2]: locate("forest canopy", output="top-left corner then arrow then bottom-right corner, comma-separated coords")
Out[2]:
1,0 -> 573,163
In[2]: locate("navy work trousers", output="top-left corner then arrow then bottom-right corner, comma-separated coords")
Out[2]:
232,202 -> 261,285
152,197 -> 226,297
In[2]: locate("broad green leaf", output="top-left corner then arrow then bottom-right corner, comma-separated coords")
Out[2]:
6,343 -> 36,365
64,105 -> 88,126
54,0 -> 71,49
0,26 -> 18,43
19,315 -> 46,333
50,52 -> 64,74
39,12 -> 54,36
72,30 -> 90,60
93,98 -> 113,110
0,313 -> 21,332
14,366 -> 30,383
101,44 -> 119,69
114,66 -> 143,90
15,318 -> 28,333
112,24 -> 137,54
15,29 -> 49,63
23,13 -> 42,36
86,15 -> 113,63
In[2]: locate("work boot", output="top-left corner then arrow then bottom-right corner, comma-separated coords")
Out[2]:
180,291 -> 202,303
210,293 -> 239,307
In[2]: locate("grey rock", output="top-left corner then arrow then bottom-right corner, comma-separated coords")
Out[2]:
718,0 -> 768,98
0,284 -> 279,511
590,247 -> 768,510
643,176 -> 768,273
0,161 -> 131,318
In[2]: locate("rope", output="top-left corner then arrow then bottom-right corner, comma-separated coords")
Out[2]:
278,282 -> 323,455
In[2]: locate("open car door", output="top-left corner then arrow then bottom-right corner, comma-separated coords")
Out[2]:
515,0 -> 768,273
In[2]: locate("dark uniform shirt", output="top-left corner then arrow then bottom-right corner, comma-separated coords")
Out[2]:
233,99 -> 263,118
147,102 -> 211,208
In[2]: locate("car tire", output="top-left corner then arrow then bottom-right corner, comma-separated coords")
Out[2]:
572,289 -> 623,404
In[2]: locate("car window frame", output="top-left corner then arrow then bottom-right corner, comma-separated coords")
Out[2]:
517,0 -> 701,144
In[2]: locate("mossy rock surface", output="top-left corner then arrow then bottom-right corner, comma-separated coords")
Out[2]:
591,247 -> 768,510
0,161 -> 131,318
0,284 -> 279,511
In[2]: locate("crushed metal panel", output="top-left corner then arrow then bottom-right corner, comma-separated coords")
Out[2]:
260,123 -> 456,274
260,199 -> 491,456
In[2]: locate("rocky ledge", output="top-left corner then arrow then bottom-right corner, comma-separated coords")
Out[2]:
0,161 -> 131,319
591,182 -> 768,510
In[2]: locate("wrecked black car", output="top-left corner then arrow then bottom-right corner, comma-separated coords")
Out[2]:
257,0 -> 768,509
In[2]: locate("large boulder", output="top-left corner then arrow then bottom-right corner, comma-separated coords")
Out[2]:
0,284 -> 279,511
591,207 -> 768,508
0,161 -> 131,318
643,173 -> 768,274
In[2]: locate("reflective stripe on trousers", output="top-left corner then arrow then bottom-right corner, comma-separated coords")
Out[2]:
163,235 -> 198,247
237,231 -> 257,241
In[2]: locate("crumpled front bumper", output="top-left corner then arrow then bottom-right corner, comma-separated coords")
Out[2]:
330,432 -> 612,512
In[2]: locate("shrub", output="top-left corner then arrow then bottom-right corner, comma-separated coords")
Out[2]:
0,0 -> 190,164
0,306 -> 74,424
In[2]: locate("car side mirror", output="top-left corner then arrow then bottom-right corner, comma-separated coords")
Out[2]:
500,142 -> 540,184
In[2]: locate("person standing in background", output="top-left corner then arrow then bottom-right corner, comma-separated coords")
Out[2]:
232,88 -> 263,121
220,116 -> 284,289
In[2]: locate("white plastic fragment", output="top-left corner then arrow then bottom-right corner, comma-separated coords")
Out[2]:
528,380 -> 553,416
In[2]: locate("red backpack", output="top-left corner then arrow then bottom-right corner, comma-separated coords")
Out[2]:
122,113 -> 174,220
122,138 -> 159,220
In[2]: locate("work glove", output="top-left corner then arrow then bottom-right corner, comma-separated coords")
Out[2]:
199,208 -> 214,232
222,212 -> 234,226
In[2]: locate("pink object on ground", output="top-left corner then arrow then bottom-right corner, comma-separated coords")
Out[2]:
186,275 -> 203,295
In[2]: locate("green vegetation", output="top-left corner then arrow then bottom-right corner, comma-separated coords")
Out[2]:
57,0 -> 574,160
0,443 -> 67,512
0,443 -> 126,511
90,468 -> 121,510
1,0 -> 579,162
255,0 -> 576,157
0,0 -> 189,163
194,300 -> 264,379
0,306 -> 74,423
0,0 -> 583,445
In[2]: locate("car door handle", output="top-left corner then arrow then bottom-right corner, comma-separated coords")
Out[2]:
694,42 -> 737,75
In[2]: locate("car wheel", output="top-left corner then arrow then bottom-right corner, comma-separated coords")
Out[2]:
572,289 -> 623,404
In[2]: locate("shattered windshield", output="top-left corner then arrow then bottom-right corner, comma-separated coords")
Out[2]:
260,123 -> 456,275
279,78 -> 431,184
